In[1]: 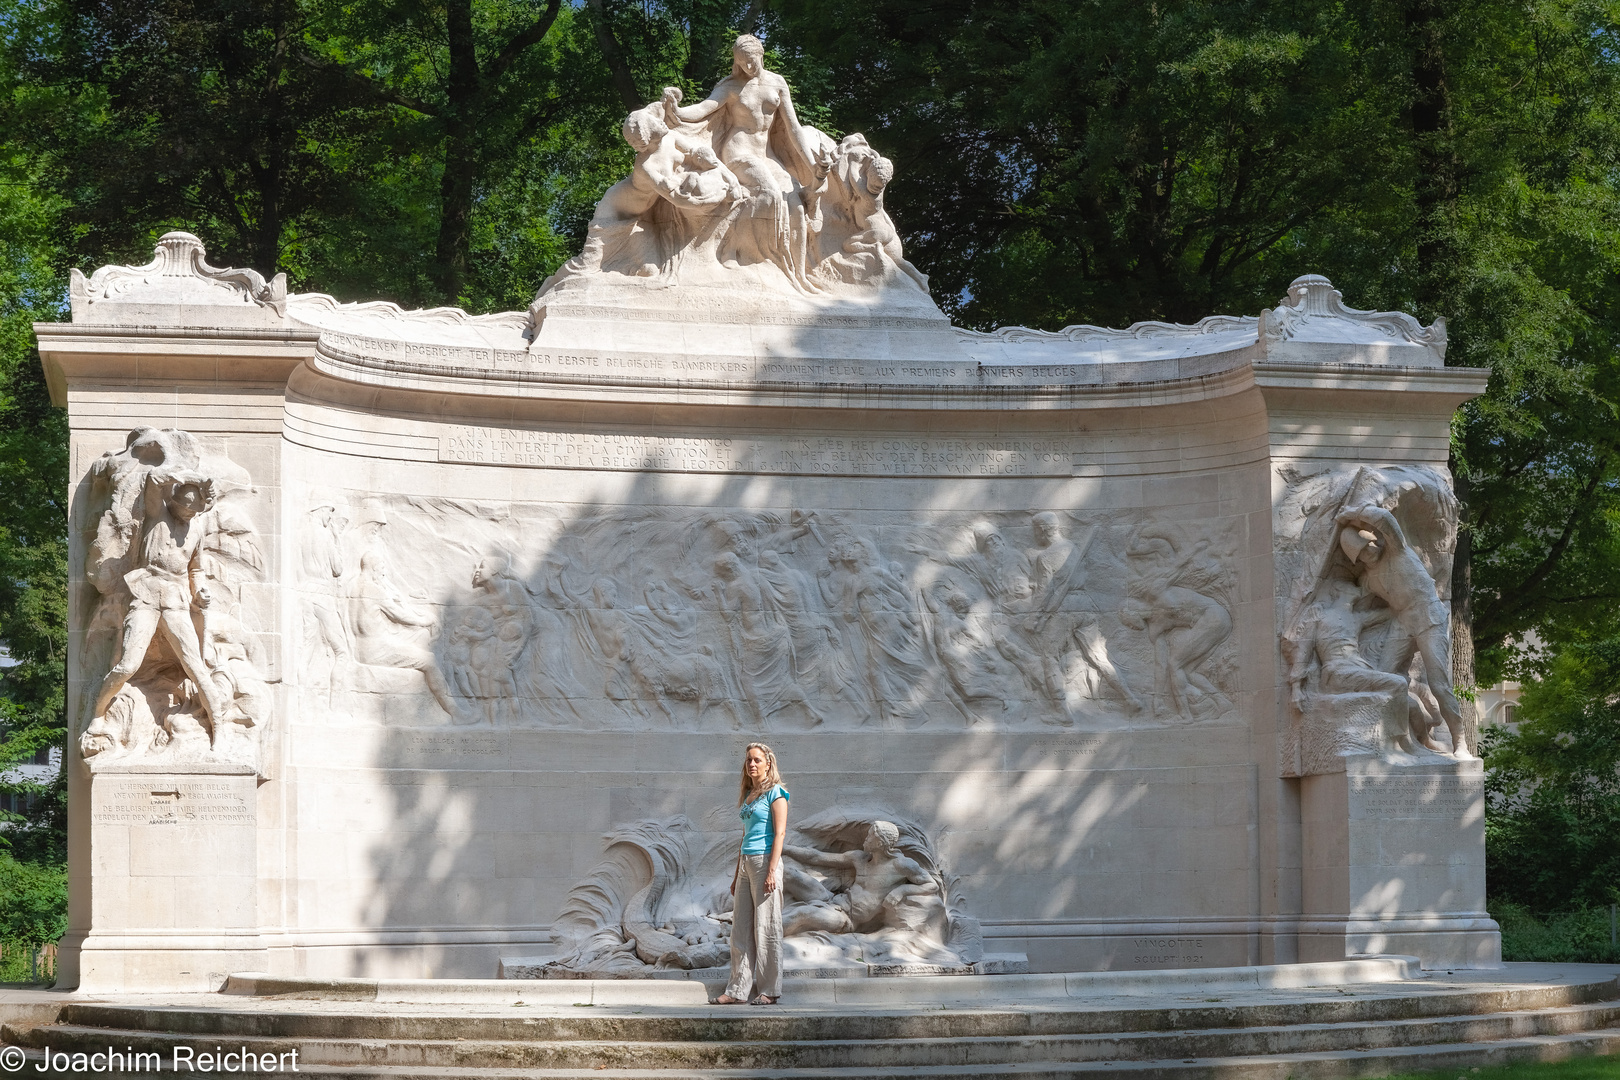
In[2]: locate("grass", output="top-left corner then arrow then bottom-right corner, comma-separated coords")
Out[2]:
1492,902 -> 1620,963
1383,1059 -> 1620,1080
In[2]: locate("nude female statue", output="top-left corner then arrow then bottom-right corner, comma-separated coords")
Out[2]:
662,35 -> 826,283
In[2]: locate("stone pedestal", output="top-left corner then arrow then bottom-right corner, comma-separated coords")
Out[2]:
61,768 -> 263,993
1299,756 -> 1499,968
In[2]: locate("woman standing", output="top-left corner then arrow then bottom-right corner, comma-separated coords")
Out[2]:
715,742 -> 788,1005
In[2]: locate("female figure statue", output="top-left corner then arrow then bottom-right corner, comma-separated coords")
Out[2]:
663,35 -> 828,287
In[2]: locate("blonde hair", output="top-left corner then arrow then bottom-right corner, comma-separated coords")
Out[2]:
738,742 -> 782,806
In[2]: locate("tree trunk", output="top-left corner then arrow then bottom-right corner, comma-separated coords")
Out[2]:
257,0 -> 289,275
1450,463 -> 1478,753
1407,0 -> 1459,314
587,0 -> 642,112
435,133 -> 474,303
433,0 -> 482,302
1407,0 -> 1474,747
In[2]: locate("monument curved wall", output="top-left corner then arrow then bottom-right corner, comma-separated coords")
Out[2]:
40,232 -> 1497,990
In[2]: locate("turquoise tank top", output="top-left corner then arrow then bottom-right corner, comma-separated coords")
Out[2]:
739,784 -> 788,855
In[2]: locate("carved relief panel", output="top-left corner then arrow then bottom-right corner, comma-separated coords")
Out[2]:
289,493 -> 1245,733
1275,463 -> 1468,774
77,428 -> 272,775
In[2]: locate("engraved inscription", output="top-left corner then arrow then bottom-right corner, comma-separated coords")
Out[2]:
401,735 -> 503,756
1132,936 -> 1206,965
438,425 -> 1075,478
1027,739 -> 1110,763
320,332 -> 979,386
94,780 -> 253,826
1352,775 -> 1477,819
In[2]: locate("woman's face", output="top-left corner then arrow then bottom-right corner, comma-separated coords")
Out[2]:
733,46 -> 763,79
744,748 -> 768,784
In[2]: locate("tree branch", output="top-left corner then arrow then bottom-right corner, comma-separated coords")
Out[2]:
1485,449 -> 1614,628
294,48 -> 442,118
486,0 -> 563,86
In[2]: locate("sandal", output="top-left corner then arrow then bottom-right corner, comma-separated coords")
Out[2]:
750,995 -> 779,1005
710,994 -> 746,1005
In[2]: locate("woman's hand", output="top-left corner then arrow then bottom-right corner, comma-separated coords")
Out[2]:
764,858 -> 780,894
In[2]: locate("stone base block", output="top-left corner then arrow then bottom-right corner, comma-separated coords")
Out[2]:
64,931 -> 268,994
1300,755 -> 1500,969
66,770 -> 262,992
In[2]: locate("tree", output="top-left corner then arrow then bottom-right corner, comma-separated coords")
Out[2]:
7,0 -> 630,311
779,0 -> 1620,698
1484,639 -> 1620,910
0,146 -> 69,866
9,0 -> 394,277
774,0 -> 1408,329
307,0 -> 586,301
584,0 -> 766,112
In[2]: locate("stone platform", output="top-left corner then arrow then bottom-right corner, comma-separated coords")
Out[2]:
3,962 -> 1619,1078
496,951 -> 1030,981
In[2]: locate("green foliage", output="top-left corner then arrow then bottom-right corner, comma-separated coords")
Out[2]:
0,852 -> 67,945
775,0 -> 1407,328
779,0 -> 1620,689
0,132 -> 69,864
1442,0 -> 1620,684
1484,640 -> 1620,910
1491,900 -> 1620,964
5,0 -> 636,311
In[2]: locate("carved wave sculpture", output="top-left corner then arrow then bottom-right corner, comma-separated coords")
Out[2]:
508,808 -> 991,979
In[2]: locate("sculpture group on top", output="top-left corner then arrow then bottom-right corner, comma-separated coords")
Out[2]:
293,496 -> 1241,732
78,428 -> 271,773
535,34 -> 927,304
1278,464 -> 1469,774
520,808 -> 988,978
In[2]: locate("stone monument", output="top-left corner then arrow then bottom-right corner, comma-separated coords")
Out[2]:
36,49 -> 1497,992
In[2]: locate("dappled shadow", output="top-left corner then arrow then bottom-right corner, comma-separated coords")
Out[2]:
269,318 -> 1290,978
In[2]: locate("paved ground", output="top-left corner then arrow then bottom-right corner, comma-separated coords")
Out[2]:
3,963 -> 1617,1024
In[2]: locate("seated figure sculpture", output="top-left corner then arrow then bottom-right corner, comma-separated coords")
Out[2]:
550,101 -> 747,284
782,821 -> 942,937
533,34 -> 927,304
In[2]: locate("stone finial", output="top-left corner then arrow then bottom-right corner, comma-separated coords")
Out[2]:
70,231 -> 288,326
1259,274 -> 1447,366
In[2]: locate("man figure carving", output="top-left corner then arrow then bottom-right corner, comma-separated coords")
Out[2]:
88,471 -> 236,740
1335,505 -> 1470,757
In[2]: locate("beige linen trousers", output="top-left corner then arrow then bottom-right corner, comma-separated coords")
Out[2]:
726,854 -> 783,1000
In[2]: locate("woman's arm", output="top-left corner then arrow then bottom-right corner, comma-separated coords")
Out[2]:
665,85 -> 724,125
764,794 -> 787,894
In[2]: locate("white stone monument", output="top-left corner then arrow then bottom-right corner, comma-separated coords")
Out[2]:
36,48 -> 1498,991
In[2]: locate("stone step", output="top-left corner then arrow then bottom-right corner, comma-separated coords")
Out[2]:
9,1002 -> 1620,1071
7,1027 -> 1620,1080
28,977 -> 1620,1043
